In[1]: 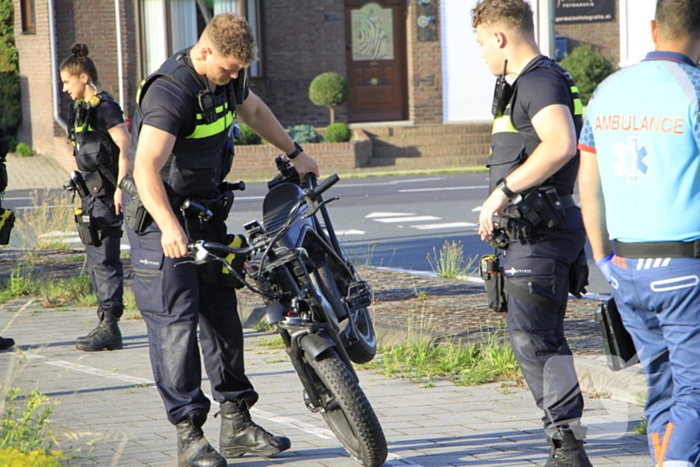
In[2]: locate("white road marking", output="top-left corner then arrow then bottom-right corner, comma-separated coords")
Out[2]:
46,361 -> 153,385
234,196 -> 265,201
410,222 -> 477,230
373,216 -> 440,223
399,185 -> 488,193
472,206 -> 482,212
2,197 -> 33,201
333,229 -> 365,236
339,177 -> 444,188
365,212 -> 414,219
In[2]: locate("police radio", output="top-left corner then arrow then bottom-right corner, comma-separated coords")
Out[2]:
491,60 -> 513,117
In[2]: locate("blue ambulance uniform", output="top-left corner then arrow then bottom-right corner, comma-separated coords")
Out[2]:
579,51 -> 700,466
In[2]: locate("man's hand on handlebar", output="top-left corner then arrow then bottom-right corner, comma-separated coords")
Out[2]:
291,152 -> 319,180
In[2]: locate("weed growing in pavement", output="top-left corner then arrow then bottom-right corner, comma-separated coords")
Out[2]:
15,191 -> 76,250
252,321 -> 274,333
123,288 -> 140,313
427,241 -> 478,279
256,335 -> 286,349
0,265 -> 37,302
0,265 -> 98,308
634,418 -> 647,435
0,387 -> 62,465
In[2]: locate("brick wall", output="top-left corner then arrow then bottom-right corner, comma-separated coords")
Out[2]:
14,0 -> 138,170
248,0 -> 348,128
406,0 -> 442,124
555,0 -> 620,67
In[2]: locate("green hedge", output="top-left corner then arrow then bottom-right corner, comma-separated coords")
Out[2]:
0,0 -> 21,137
559,45 -> 614,106
235,123 -> 261,145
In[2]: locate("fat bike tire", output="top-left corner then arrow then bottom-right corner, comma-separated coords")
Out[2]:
310,349 -> 387,467
316,262 -> 377,364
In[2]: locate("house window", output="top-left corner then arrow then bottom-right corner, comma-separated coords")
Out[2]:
20,0 -> 36,34
139,0 -> 263,77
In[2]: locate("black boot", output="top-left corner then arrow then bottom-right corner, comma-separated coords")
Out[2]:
76,308 -> 123,351
545,431 -> 593,467
0,336 -> 14,350
176,410 -> 227,467
219,392 -> 291,458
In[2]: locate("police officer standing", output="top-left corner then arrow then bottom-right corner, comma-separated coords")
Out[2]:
579,1 -> 700,465
472,1 -> 592,465
0,124 -> 15,351
60,43 -> 131,352
128,13 -> 318,467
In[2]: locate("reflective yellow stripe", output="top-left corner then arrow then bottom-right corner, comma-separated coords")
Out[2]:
135,79 -> 146,104
492,115 -> 517,134
187,110 -> 235,139
570,86 -> 583,115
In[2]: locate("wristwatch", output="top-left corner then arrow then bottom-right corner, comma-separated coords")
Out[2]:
286,141 -> 304,160
496,178 -> 516,199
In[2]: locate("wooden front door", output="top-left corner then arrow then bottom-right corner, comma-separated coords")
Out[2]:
345,0 -> 407,122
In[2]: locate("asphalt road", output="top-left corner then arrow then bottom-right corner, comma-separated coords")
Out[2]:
2,172 -> 611,295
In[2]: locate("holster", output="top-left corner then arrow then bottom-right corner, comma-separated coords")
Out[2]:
0,208 -> 15,245
74,207 -> 101,246
595,298 -> 637,371
508,188 -> 567,230
120,176 -> 150,234
480,254 -> 507,312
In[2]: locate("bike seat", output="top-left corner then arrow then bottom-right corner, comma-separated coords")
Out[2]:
263,183 -> 304,232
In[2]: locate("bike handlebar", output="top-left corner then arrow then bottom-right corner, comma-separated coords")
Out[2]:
304,173 -> 339,203
187,240 -> 252,262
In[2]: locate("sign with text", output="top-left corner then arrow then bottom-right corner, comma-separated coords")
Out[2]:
555,0 -> 615,23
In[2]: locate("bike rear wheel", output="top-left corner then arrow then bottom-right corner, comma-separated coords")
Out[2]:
309,349 -> 387,467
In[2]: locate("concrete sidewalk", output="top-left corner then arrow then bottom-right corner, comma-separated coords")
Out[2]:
4,153 -> 71,191
0,297 -> 651,467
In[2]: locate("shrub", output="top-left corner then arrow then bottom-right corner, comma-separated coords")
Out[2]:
235,123 -> 261,145
15,142 -> 32,157
324,122 -> 352,143
0,0 -> 22,136
559,44 -> 614,105
309,72 -> 350,125
287,124 -> 322,144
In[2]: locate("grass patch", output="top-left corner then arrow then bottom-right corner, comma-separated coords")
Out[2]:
252,321 -> 274,333
427,241 -> 477,279
15,191 -> 76,250
256,335 -> 286,349
0,265 -> 97,308
361,331 -> 521,386
0,265 -> 37,302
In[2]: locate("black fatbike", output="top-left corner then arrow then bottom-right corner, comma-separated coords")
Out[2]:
189,156 -> 387,467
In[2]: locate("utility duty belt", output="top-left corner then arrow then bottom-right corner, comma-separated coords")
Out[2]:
614,240 -> 700,258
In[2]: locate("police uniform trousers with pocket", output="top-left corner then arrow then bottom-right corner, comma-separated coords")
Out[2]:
611,256 -> 700,465
83,195 -> 124,316
502,206 -> 586,437
127,217 -> 254,425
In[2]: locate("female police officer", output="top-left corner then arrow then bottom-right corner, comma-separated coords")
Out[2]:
60,43 -> 130,352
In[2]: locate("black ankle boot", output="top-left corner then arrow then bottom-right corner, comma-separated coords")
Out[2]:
219,392 -> 290,458
545,431 -> 593,467
176,410 -> 227,467
76,308 -> 123,351
0,336 -> 15,350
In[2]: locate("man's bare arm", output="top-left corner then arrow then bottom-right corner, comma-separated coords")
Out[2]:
132,124 -> 189,258
578,149 -> 612,261
237,91 -> 319,179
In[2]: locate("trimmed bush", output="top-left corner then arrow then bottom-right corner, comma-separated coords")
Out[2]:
324,123 -> 352,143
559,44 -> 614,105
0,0 -> 22,136
287,125 -> 322,144
309,72 -> 350,125
15,142 -> 32,157
235,123 -> 261,145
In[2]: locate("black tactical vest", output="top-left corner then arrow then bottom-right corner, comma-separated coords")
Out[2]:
487,57 -> 583,195
68,91 -> 120,178
131,49 -> 242,200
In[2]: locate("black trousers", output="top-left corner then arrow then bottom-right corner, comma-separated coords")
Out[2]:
82,195 -> 123,315
502,207 -> 587,438
127,218 -> 254,425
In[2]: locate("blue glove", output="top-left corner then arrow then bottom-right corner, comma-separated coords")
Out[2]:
595,253 -> 614,283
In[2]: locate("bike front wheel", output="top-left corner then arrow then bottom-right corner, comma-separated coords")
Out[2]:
309,349 -> 387,467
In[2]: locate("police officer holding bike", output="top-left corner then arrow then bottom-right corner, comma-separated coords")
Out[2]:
127,13 -> 318,467
472,1 -> 592,465
60,43 -> 130,352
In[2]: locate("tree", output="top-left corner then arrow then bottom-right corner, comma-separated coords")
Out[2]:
308,72 -> 350,125
0,0 -> 21,137
559,44 -> 614,106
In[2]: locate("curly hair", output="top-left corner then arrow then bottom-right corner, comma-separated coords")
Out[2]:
471,0 -> 534,34
655,0 -> 700,41
59,43 -> 99,84
204,13 -> 258,65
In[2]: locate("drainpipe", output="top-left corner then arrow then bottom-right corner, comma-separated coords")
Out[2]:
115,0 -> 125,110
48,0 -> 66,131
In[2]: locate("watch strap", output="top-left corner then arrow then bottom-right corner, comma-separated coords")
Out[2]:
286,141 -> 304,160
497,178 -> 516,199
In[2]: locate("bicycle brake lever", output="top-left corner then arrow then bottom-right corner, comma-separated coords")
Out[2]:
300,197 -> 338,220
